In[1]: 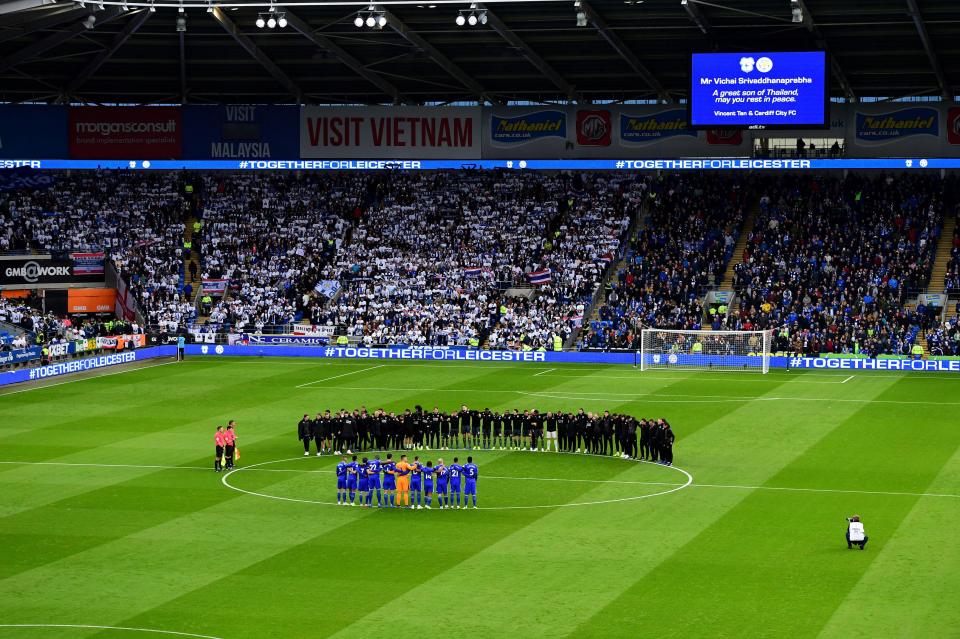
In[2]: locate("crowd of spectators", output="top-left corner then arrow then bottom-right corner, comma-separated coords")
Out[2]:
311,172 -> 641,348
582,174 -> 748,350
731,174 -> 944,357
1,172 -> 194,331
3,170 -> 959,359
197,173 -> 350,332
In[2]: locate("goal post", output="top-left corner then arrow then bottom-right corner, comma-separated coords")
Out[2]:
639,328 -> 774,374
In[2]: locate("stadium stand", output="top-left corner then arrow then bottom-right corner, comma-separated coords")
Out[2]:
731,174 -> 945,357
582,174 -> 748,350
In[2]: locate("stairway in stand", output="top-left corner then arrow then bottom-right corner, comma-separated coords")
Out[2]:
929,214 -> 957,294
718,201 -> 760,290
183,215 -> 203,321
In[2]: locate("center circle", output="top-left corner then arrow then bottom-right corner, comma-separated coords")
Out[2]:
221,452 -> 693,510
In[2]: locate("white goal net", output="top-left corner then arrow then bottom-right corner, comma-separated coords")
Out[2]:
639,328 -> 774,373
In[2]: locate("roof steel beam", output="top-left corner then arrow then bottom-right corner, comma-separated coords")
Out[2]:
793,0 -> 856,101
65,9 -> 150,96
905,0 -> 950,99
284,10 -> 402,104
479,4 -> 578,101
383,8 -> 490,103
211,6 -> 302,103
0,6 -> 123,75
582,1 -> 671,103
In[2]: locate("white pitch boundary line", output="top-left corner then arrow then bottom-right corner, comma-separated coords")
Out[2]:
1,458 -> 958,499
841,375 -> 854,384
0,360 -> 180,397
536,373 -> 845,385
291,384 -> 960,406
533,368 -> 555,377
181,358 -> 899,379
0,624 -> 225,639
294,364 -> 385,388
220,455 -> 695,510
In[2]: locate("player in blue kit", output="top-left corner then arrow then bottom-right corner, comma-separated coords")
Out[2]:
346,455 -> 359,506
357,457 -> 370,507
423,460 -> 434,509
366,455 -> 383,507
434,458 -> 448,509
448,457 -> 463,509
336,455 -> 348,505
463,456 -> 479,509
382,453 -> 397,507
409,456 -> 424,509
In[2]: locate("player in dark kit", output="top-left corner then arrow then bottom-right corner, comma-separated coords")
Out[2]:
298,414 -> 313,456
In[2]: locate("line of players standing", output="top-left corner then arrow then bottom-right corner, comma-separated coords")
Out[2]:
298,405 -> 676,465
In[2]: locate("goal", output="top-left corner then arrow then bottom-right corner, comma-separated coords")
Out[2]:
639,328 -> 774,373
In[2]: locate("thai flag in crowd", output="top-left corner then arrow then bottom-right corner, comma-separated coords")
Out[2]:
202,279 -> 228,295
596,251 -> 614,265
464,267 -> 483,277
71,252 -> 105,275
527,268 -> 552,284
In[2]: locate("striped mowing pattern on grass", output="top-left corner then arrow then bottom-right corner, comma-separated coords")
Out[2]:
1,357 -> 958,638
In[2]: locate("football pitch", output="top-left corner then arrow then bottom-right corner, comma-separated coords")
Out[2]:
1,356 -> 959,639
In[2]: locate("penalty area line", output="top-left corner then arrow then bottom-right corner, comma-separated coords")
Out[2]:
533,368 -> 556,377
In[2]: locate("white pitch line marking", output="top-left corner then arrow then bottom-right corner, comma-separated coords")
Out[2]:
220,455 -> 694,510
0,360 -> 179,397
841,375 -> 854,384
533,368 -> 556,377
288,385 -> 960,406
294,364 -> 385,388
0,624 -> 225,639
1,458 -> 957,499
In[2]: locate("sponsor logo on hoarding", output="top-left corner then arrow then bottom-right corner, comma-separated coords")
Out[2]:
490,111 -> 566,144
948,108 -> 960,145
69,107 -> 182,159
619,110 -> 695,143
706,129 -> 743,145
4,261 -> 70,283
576,110 -> 611,146
855,107 -> 938,141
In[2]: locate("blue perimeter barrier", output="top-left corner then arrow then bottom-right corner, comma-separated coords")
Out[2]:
187,345 -> 960,372
3,158 -> 960,171
0,346 -> 176,388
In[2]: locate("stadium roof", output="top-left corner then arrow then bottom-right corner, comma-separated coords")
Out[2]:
0,0 -> 958,105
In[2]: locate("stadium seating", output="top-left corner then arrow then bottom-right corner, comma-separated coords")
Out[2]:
732,174 -> 944,356
582,174 -> 748,350
2,170 -> 956,357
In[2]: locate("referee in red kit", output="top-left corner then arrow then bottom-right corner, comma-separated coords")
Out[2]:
224,421 -> 237,470
214,426 -> 225,472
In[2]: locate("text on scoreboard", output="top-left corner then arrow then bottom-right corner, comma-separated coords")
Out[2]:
689,51 -> 828,128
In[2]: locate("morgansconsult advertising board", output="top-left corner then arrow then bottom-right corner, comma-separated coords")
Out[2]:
183,105 -> 298,159
300,106 -> 480,159
0,256 -> 106,289
69,106 -> 182,159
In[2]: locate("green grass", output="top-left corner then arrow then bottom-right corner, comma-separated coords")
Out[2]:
1,357 -> 959,639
